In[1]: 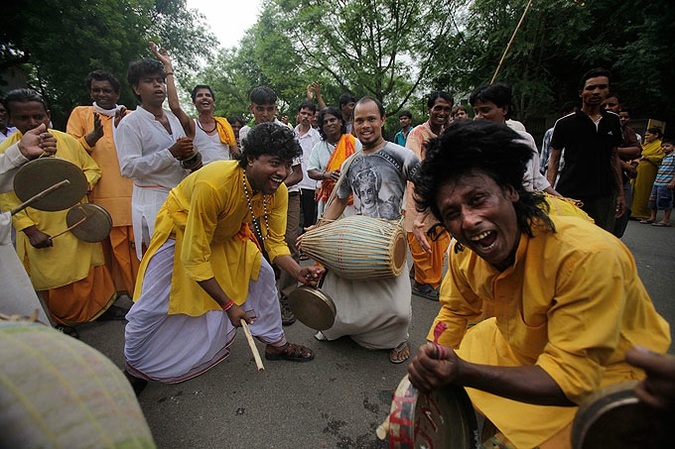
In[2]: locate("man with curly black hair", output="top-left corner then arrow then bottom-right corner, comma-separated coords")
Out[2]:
124,123 -> 324,395
407,120 -> 670,448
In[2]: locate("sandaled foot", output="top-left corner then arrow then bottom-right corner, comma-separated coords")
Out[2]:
639,219 -> 654,224
412,282 -> 439,301
124,369 -> 148,397
55,324 -> 80,339
652,221 -> 671,227
390,341 -> 410,364
96,305 -> 129,321
265,343 -> 314,362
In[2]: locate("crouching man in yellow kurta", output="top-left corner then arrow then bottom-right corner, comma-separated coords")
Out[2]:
0,89 -> 116,337
124,123 -> 323,395
407,121 -> 671,448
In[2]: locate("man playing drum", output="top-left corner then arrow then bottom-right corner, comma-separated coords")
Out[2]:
407,120 -> 670,448
306,96 -> 420,364
124,123 -> 323,395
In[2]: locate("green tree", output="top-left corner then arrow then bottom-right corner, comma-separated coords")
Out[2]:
266,0 -> 463,117
1,0 -> 216,128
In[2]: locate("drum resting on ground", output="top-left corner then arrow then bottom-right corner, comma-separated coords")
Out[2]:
381,375 -> 481,449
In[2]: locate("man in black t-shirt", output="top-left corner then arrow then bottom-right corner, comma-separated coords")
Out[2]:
547,68 -> 624,231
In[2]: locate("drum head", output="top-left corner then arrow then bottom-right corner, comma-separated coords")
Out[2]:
66,204 -> 112,243
287,286 -> 336,331
572,381 -> 663,449
13,158 -> 88,211
388,376 -> 479,448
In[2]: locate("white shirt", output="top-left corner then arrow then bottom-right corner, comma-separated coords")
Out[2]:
294,125 -> 321,190
516,130 -> 551,192
115,106 -> 188,188
192,119 -> 230,165
0,142 -> 29,194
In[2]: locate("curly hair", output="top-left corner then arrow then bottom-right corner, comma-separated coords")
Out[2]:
317,106 -> 346,140
86,70 -> 121,94
236,123 -> 302,168
126,59 -> 165,101
413,120 -> 554,238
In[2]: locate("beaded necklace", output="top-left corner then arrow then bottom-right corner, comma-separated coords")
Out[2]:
197,119 -> 217,134
242,171 -> 269,240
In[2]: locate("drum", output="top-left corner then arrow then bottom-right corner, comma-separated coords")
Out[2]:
0,318 -> 155,447
301,215 -> 407,280
571,381 -> 664,449
13,158 -> 88,211
286,286 -> 336,330
385,375 -> 480,449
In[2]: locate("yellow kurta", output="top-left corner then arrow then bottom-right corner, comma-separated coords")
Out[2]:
134,160 -> 291,316
631,138 -> 664,219
66,106 -> 132,226
429,215 -> 670,448
0,130 -> 104,290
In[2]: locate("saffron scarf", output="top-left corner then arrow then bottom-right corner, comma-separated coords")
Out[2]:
318,134 -> 356,205
214,117 -> 236,146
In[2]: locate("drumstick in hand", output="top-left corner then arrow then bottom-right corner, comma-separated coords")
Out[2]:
376,415 -> 390,440
241,320 -> 264,371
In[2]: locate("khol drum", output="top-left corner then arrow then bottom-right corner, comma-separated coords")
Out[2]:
571,381 -> 665,449
383,375 -> 480,449
301,215 -> 407,280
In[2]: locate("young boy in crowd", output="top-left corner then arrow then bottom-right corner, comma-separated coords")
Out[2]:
648,137 -> 675,227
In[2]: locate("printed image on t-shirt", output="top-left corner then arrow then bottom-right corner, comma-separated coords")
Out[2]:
338,143 -> 420,220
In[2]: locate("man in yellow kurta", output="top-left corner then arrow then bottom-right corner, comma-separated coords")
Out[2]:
407,121 -> 670,448
0,89 -> 116,336
123,123 -> 324,395
67,70 -> 139,300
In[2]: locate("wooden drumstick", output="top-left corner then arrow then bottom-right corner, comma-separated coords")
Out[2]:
376,415 -> 390,440
240,320 -> 264,371
10,179 -> 70,215
49,206 -> 88,241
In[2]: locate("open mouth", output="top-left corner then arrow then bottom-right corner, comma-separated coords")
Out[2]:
268,175 -> 284,190
469,230 -> 498,250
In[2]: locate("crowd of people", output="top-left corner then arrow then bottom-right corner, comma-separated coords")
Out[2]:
0,50 -> 673,448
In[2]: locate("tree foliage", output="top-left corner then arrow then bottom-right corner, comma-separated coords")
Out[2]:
266,0 -> 463,116
1,0 -> 215,128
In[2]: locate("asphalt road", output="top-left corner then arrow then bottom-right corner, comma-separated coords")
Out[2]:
78,219 -> 674,448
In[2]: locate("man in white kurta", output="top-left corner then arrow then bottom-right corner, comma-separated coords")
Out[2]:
115,59 -> 190,259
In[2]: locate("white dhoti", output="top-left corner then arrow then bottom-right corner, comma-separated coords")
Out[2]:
131,184 -> 170,260
124,239 -> 286,383
320,262 -> 411,349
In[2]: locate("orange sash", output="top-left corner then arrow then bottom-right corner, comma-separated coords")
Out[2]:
317,134 -> 356,205
235,222 -> 262,252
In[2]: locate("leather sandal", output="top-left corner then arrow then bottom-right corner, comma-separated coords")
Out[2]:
265,343 -> 314,362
